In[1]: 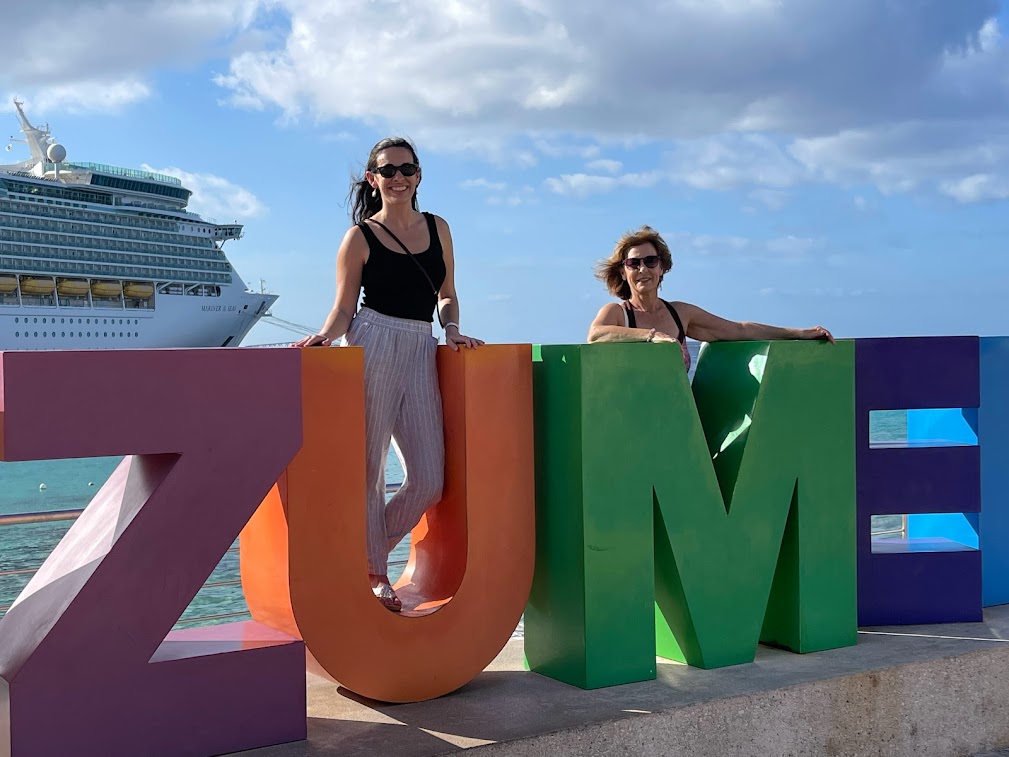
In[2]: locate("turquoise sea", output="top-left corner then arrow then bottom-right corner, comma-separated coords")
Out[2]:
0,342 -> 905,627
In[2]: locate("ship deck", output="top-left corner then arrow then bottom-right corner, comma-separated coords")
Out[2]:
238,605 -> 1009,757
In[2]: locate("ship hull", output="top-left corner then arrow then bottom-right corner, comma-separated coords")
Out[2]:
0,284 -> 276,350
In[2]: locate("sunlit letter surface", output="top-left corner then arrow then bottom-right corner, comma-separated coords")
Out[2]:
525,341 -> 856,688
0,349 -> 305,757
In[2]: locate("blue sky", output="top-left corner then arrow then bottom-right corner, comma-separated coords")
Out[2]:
2,1 -> 1007,345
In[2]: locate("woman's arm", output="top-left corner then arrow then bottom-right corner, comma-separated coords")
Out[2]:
587,303 -> 677,343
434,216 -> 484,351
293,227 -> 366,347
675,302 -> 834,343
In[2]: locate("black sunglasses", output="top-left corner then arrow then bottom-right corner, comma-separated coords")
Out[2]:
372,162 -> 419,178
623,255 -> 660,270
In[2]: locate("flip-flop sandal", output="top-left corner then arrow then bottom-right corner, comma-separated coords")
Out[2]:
369,574 -> 402,613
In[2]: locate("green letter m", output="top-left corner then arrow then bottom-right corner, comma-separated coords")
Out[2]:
525,340 -> 856,689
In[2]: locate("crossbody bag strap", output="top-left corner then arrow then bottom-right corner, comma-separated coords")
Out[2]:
367,218 -> 444,328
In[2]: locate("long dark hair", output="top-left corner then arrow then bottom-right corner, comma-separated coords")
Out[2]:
348,137 -> 421,224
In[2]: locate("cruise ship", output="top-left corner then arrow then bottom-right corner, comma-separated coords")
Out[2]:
0,100 -> 276,350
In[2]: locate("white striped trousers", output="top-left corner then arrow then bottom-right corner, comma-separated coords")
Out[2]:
344,307 -> 445,577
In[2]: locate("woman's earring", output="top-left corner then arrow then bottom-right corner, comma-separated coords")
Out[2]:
371,189 -> 378,198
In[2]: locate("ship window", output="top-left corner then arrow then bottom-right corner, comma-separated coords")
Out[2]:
135,332 -> 138,337
104,332 -> 107,337
14,332 -> 17,338
61,332 -> 65,337
14,318 -> 18,324
33,318 -> 37,323
34,332 -> 37,337
87,332 -> 90,337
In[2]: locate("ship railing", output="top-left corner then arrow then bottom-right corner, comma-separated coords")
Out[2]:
45,162 -> 184,187
872,514 -> 909,539
0,482 -> 405,625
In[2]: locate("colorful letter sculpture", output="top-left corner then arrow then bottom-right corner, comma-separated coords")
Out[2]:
907,337 -> 1009,606
855,337 -> 982,625
0,349 -> 305,756
525,340 -> 856,688
240,345 -> 535,703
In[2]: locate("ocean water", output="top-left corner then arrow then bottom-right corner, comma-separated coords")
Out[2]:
0,453 -> 407,628
0,341 -> 906,627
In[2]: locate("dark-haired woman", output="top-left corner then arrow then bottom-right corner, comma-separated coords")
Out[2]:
588,225 -> 833,370
295,138 -> 483,612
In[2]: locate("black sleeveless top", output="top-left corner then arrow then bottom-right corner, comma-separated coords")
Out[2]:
624,300 -> 686,344
358,212 -> 447,323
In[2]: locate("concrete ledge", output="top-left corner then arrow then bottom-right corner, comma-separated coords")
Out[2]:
241,607 -> 1009,757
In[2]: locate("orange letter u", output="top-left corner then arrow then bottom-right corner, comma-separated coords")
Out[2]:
240,345 -> 534,702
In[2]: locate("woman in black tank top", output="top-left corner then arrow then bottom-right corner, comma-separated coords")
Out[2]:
294,138 -> 483,612
588,226 -> 834,372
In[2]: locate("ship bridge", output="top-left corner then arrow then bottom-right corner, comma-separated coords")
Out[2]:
212,224 -> 243,241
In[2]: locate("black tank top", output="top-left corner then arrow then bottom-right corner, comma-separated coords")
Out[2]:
358,212 -> 447,323
624,299 -> 686,344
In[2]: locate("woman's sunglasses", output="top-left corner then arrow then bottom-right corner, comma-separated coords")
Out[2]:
372,162 -> 419,178
623,255 -> 660,270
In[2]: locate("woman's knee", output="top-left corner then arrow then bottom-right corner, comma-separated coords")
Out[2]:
415,472 -> 443,508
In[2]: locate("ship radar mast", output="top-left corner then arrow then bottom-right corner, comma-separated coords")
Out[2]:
11,99 -> 55,165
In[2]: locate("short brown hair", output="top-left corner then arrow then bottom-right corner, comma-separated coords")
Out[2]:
595,226 -> 673,300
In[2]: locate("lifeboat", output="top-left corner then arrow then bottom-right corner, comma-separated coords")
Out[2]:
90,280 -> 123,298
20,277 -> 56,296
57,278 -> 90,297
123,282 -> 154,299
0,275 -> 17,294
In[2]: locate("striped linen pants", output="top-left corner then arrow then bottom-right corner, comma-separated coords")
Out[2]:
344,307 -> 445,577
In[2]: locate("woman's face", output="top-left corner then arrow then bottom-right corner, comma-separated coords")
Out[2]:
621,243 -> 663,297
367,146 -> 421,209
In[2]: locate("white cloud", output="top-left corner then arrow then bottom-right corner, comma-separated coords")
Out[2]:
668,231 -> 822,259
585,158 -> 623,174
6,80 -> 152,116
143,165 -> 267,221
940,173 -> 1009,203
544,171 -> 660,196
214,3 -> 1006,139
205,1 -> 1002,204
671,133 -> 807,191
462,178 -> 508,192
461,180 -> 535,205
2,1 -> 260,116
3,1 -> 1008,205
790,121 -> 1009,198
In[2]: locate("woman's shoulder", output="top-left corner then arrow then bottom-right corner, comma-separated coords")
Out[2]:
594,300 -> 627,321
425,212 -> 450,231
338,224 -> 370,259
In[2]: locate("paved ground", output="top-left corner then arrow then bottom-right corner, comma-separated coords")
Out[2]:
237,606 -> 1009,757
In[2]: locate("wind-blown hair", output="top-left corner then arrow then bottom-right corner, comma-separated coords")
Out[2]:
595,225 -> 673,300
348,137 -> 421,224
